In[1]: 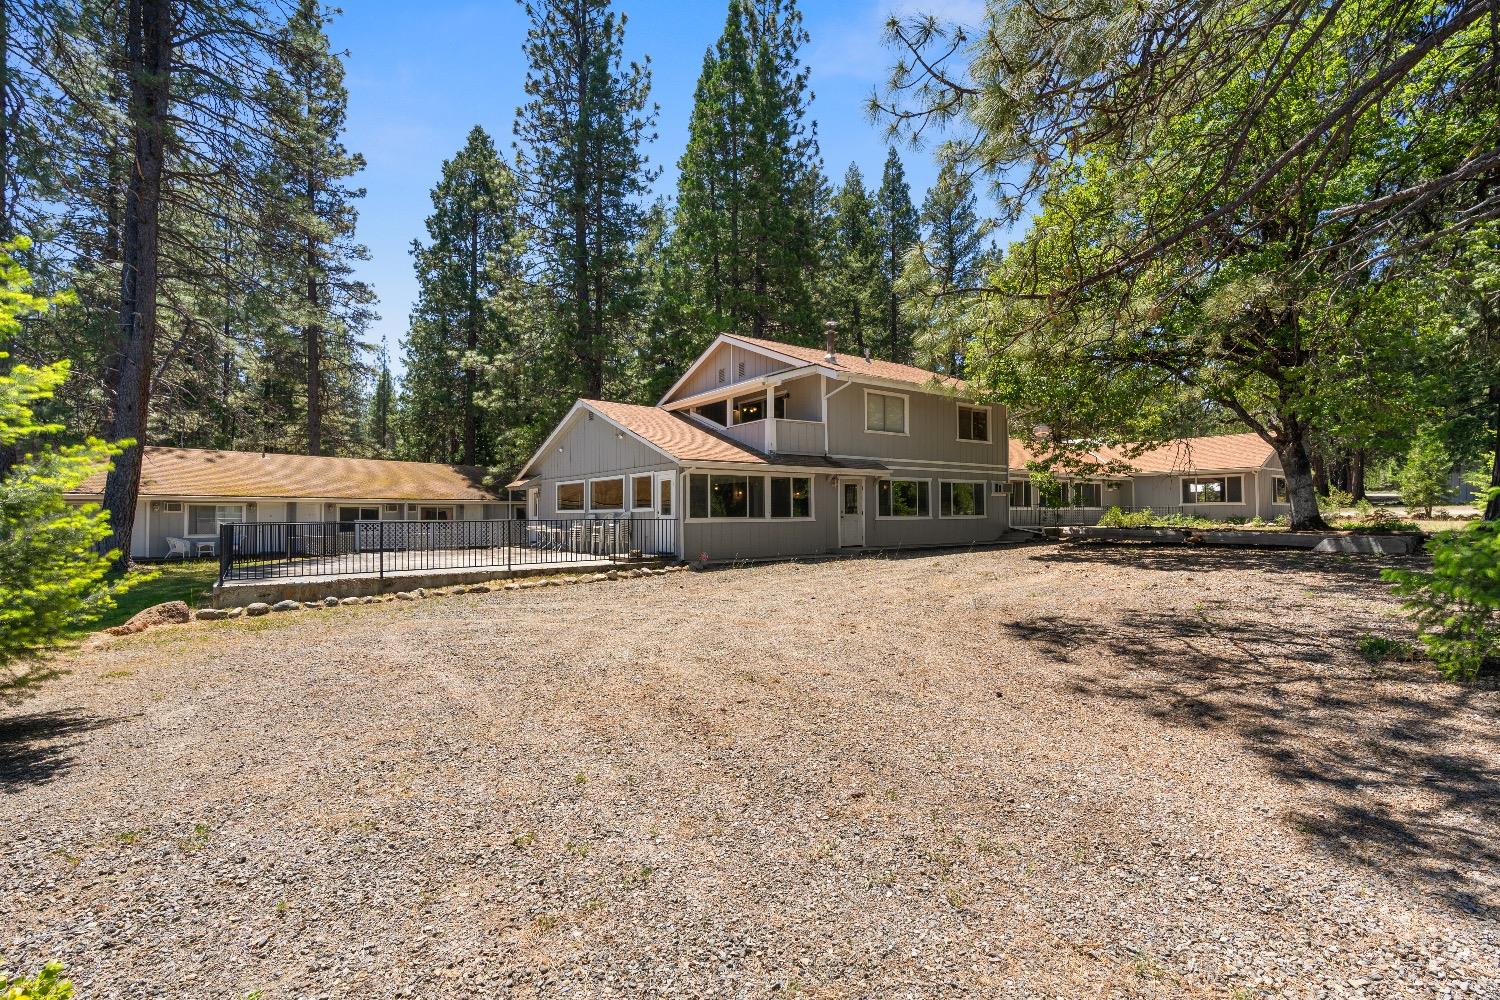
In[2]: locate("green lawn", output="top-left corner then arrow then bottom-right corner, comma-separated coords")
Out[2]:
89,560 -> 220,632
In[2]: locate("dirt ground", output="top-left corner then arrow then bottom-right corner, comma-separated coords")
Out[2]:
3,543 -> 1497,999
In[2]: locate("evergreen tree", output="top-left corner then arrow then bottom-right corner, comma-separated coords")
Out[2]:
668,0 -> 823,350
513,0 -> 657,402
403,125 -> 520,465
263,0 -> 375,456
369,339 -> 394,456
915,161 -> 989,374
874,146 -> 918,362
825,163 -> 882,357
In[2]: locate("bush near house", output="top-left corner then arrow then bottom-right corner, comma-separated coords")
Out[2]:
1383,502 -> 1500,681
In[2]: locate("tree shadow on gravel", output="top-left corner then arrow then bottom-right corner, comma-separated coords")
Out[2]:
1009,544 -> 1499,919
0,710 -> 111,792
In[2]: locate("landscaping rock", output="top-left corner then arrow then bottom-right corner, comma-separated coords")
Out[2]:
412,588 -> 426,598
224,607 -> 244,619
323,596 -> 339,607
503,583 -> 520,591
1313,534 -> 1419,556
301,601 -> 321,610
194,608 -> 225,622
468,584 -> 490,593
361,596 -> 378,604
605,570 -> 620,580
103,600 -> 193,636
340,597 -> 361,606
271,600 -> 302,613
245,602 -> 271,617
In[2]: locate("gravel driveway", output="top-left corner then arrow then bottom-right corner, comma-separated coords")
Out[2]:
3,544 -> 1497,999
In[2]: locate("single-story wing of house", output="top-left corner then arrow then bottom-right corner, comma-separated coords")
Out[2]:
68,446 -> 522,560
509,331 -> 1012,563
1007,431 -> 1292,520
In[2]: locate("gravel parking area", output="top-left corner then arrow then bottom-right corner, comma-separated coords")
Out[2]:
3,544 -> 1497,999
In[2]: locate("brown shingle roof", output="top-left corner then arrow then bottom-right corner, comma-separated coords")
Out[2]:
69,447 -> 499,501
1009,432 -> 1275,477
722,333 -> 967,392
1096,433 -> 1276,474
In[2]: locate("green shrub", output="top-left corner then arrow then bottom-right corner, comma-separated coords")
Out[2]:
1356,634 -> 1418,665
1323,484 -> 1355,511
1397,430 -> 1452,518
1332,509 -> 1421,534
1382,511 -> 1500,680
0,241 -> 137,695
1098,505 -> 1152,528
1,961 -> 74,1000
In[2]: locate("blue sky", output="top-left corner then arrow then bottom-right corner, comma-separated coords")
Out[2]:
331,0 -> 987,375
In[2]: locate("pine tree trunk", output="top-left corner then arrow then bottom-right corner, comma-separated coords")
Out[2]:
1274,430 -> 1329,531
1351,448 -> 1366,501
463,214 -> 478,466
103,0 -> 171,570
305,174 -> 322,455
1486,382 -> 1500,520
572,0 -> 597,398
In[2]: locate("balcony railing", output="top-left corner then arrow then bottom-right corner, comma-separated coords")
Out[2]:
718,416 -> 826,456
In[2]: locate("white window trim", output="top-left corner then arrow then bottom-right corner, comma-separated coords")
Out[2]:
630,473 -> 655,513
875,477 -> 933,519
938,479 -> 989,518
655,472 -> 675,517
1271,475 -> 1291,505
682,472 -> 817,522
955,404 -> 992,444
588,475 -> 627,512
863,388 -> 911,437
1180,474 -> 1244,505
187,503 -> 245,535
556,479 -> 585,513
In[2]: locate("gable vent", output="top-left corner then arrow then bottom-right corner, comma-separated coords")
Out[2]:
164,501 -> 183,512
737,361 -> 745,378
717,367 -> 726,384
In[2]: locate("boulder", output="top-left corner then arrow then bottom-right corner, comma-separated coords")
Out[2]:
103,600 -> 193,636
271,600 -> 302,613
245,603 -> 271,617
395,591 -> 415,601
225,607 -> 244,619
503,582 -> 520,591
468,584 -> 491,594
340,597 -> 361,606
194,608 -> 225,622
323,596 -> 339,607
605,570 -> 620,580
412,588 -> 426,598
362,596 -> 379,604
301,601 -> 321,610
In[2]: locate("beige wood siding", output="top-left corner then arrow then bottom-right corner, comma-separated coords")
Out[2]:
825,385 -> 1005,469
668,341 -> 794,401
530,411 -> 676,519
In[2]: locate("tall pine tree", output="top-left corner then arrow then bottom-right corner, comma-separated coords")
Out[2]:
825,163 -> 882,357
911,160 -> 989,375
874,146 -> 918,362
264,0 -> 374,457
402,125 -> 519,466
668,0 -> 824,351
513,0 -> 656,402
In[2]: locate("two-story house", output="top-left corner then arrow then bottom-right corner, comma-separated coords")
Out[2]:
509,332 -> 1010,562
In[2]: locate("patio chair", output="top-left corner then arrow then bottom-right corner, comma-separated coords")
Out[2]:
164,536 -> 192,561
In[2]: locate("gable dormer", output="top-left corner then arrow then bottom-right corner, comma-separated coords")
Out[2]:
659,335 -> 807,407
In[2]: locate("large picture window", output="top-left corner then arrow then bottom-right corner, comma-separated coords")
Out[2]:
189,504 -> 245,535
865,390 -> 908,435
956,405 -> 990,442
1181,475 -> 1243,504
940,481 -> 986,517
769,476 -> 812,518
687,473 -> 765,518
877,478 -> 930,517
590,477 -> 625,511
557,481 -> 584,512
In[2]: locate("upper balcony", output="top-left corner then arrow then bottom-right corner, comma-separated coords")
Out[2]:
719,417 -> 825,456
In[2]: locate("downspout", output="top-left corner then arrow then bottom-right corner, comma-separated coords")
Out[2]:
821,375 -> 852,455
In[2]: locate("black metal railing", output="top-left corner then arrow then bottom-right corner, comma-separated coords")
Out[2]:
1009,504 -> 1183,529
218,517 -> 678,583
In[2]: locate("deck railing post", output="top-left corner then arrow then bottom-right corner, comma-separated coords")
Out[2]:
507,519 -> 513,575
379,520 -> 385,579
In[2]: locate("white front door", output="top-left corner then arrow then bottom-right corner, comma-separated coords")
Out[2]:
838,479 -> 865,547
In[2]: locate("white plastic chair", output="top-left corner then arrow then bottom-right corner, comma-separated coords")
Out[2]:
164,536 -> 191,561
